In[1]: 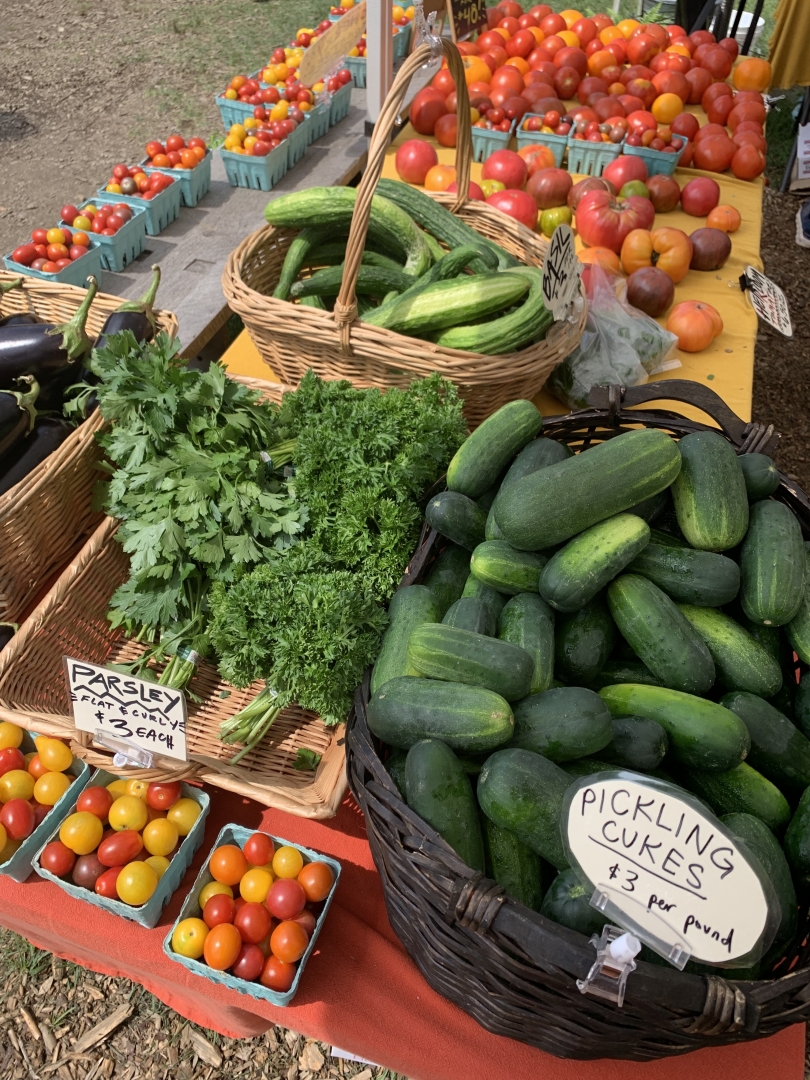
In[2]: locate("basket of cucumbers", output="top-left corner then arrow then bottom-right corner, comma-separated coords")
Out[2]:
222,40 -> 586,429
346,381 -> 810,1061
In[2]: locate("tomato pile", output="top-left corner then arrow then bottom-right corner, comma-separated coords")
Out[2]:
143,136 -> 207,171
0,723 -> 76,861
11,224 -> 94,274
39,778 -> 201,907
171,832 -> 335,992
61,201 -> 134,237
103,164 -> 175,200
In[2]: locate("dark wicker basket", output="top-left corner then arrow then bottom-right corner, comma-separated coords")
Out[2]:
346,380 -> 810,1062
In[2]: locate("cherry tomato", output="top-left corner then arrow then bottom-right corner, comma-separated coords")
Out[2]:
179,149 -> 198,169
145,140 -> 165,158
137,175 -> 151,193
0,769 -> 35,803
31,229 -> 49,246
69,245 -> 87,261
39,840 -> 75,877
231,943 -> 264,981
77,785 -> 114,821
244,832 -> 275,867
95,866 -> 122,898
191,145 -> 206,162
235,902 -> 272,944
292,909 -> 317,938
204,923 -> 242,970
270,920 -> 308,963
34,736 -> 72,772
111,203 -> 132,221
0,748 -> 25,777
188,137 -> 207,150
172,918 -> 208,959
260,955 -> 296,991
267,878 -> 306,920
112,163 -> 129,180
33,771 -> 72,807
106,779 -> 129,798
40,262 -> 59,274
167,798 -> 201,836
151,153 -> 171,168
165,134 -> 185,151
142,817 -> 178,857
234,896 -> 247,913
0,723 -> 22,750
200,881 -> 233,907
204,893 -> 237,928
59,811 -> 104,855
297,862 -> 335,903
45,228 -> 66,246
144,855 -> 170,879
240,867 -> 273,903
117,861 -> 158,905
55,259 -> 73,269
166,152 -> 182,168
72,853 -> 106,889
108,795 -> 148,832
124,779 -> 148,799
146,781 -> 182,810
31,802 -> 50,827
209,844 -> 248,886
272,846 -> 303,880
98,829 -> 143,867
11,244 -> 37,267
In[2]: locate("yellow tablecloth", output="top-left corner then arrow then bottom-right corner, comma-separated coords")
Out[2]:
770,0 -> 810,89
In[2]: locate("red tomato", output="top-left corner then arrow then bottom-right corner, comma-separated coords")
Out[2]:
112,163 -> 129,180
97,829 -> 144,867
40,262 -> 60,273
486,189 -> 538,230
145,140 -> 165,158
11,244 -> 37,267
298,862 -> 335,903
145,781 -> 182,811
31,228 -> 48,245
68,245 -> 86,261
235,902 -> 272,944
60,205 -> 80,225
732,144 -> 766,180
243,832 -> 275,868
204,923 -> 242,970
481,148 -> 527,190
260,955 -> 296,991
77,785 -> 114,821
292,909 -> 317,938
575,189 -> 656,252
693,133 -> 736,172
203,893 -> 237,929
409,88 -> 448,136
31,802 -> 50,827
39,840 -> 76,877
165,134 -> 185,151
267,879 -> 306,921
95,866 -> 122,898
0,798 -> 35,840
231,943 -> 265,982
680,176 -> 721,215
0,748 -> 25,776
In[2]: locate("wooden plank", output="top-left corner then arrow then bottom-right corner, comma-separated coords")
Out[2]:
97,90 -> 368,357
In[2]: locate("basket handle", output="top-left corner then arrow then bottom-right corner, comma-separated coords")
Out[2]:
334,40 -> 472,353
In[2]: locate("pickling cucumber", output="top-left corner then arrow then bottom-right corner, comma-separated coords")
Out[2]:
677,604 -> 782,698
497,593 -> 555,695
407,623 -> 534,702
405,739 -> 485,872
671,430 -> 749,551
681,762 -> 791,833
482,817 -> 544,911
462,573 -> 508,625
511,686 -> 613,762
446,399 -> 543,500
486,437 -> 573,541
540,869 -> 609,938
740,500 -> 806,627
555,597 -> 616,685
442,596 -> 495,636
786,543 -> 810,664
425,491 -> 487,551
470,540 -> 545,596
739,453 -> 780,500
424,543 -> 471,618
600,715 -> 668,772
721,690 -> 810,795
371,585 -> 440,695
628,542 -> 740,607
588,660 -> 663,691
784,787 -> 810,881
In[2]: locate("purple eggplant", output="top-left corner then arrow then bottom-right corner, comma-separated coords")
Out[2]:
0,416 -> 73,496
94,265 -> 161,353
1,314 -> 40,327
0,623 -> 16,652
0,376 -> 38,460
0,275 -> 98,389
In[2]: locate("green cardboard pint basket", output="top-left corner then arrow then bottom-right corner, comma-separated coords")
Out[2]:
624,138 -> 686,177
566,135 -> 624,177
32,769 -> 209,928
0,731 -> 91,883
328,81 -> 353,126
164,823 -> 341,1006
59,202 -> 147,273
515,120 -> 568,167
3,244 -> 104,288
470,119 -> 516,164
96,180 -> 182,236
303,101 -> 331,144
219,141 -> 289,191
138,151 -> 213,207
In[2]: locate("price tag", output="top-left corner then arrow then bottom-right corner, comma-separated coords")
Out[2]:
541,223 -> 580,320
563,773 -> 777,969
297,1 -> 367,87
742,266 -> 792,337
64,657 -> 188,762
447,0 -> 487,41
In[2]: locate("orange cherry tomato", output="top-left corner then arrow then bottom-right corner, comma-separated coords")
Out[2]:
297,861 -> 335,903
204,923 -> 243,970
26,754 -> 49,780
209,844 -> 249,886
260,954 -> 296,991
270,920 -> 308,963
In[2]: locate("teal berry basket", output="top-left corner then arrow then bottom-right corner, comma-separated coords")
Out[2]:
3,243 -> 104,288
328,80 -> 353,126
138,151 -> 213,208
393,21 -> 412,60
303,101 -> 331,144
32,769 -> 210,928
345,54 -> 366,88
219,141 -> 289,191
624,138 -> 686,177
566,135 -> 624,177
470,119 -> 516,164
96,181 -> 181,237
0,731 -> 91,884
286,119 -> 309,166
163,823 -> 341,1007
59,202 -> 147,274
515,120 -> 569,167
216,95 -> 256,130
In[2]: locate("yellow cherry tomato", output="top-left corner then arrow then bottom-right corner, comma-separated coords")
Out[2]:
142,817 -> 179,857
167,798 -> 201,836
199,880 -> 233,907
144,855 -> 171,879
225,88 -> 238,100
34,737 -> 73,773
59,811 -> 103,855
125,779 -> 149,800
84,203 -> 97,215
108,795 -> 148,833
0,769 -> 35,803
223,135 -> 241,150
244,117 -> 258,130
172,917 -> 209,959
244,136 -> 258,151
106,779 -> 130,798
229,123 -> 247,140
0,822 -> 6,853
72,215 -> 92,231
105,184 -> 122,194
45,228 -> 66,246
272,846 -> 304,880
116,861 -> 158,906
240,867 -> 274,903
0,722 -> 23,750
33,771 -> 72,807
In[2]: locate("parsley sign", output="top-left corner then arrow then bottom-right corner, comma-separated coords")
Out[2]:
65,658 -> 188,761
541,224 -> 579,320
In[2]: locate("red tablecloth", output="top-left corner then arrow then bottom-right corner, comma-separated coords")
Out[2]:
0,785 -> 804,1080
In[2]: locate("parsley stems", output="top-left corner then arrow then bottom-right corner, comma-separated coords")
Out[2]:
264,438 -> 297,468
220,686 -> 281,765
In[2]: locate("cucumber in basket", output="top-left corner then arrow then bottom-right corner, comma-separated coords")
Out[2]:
407,623 -> 534,702
371,585 -> 440,696
405,739 -> 484,872
671,431 -> 749,551
486,437 -> 572,542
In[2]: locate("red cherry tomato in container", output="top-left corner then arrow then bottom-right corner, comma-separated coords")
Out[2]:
0,798 -> 35,840
231,943 -> 265,982
203,894 -> 237,929
95,866 -> 123,898
260,955 -> 296,992
77,785 -> 114,821
292,909 -> 317,938
235,902 -> 273,945
39,840 -> 76,877
267,879 -> 306,921
97,829 -> 144,867
146,781 -> 182,811
244,831 -> 275,867
0,748 -> 25,776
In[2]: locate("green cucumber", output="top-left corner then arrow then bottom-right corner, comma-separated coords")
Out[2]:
470,540 -> 546,596
739,453 -> 780,500
386,749 -> 407,796
795,679 -> 810,740
369,273 -> 530,337
721,690 -> 810,795
649,527 -> 689,548
676,605 -> 782,697
424,543 -> 471,617
786,544 -> 810,664
680,763 -> 791,833
461,573 -> 507,625
722,812 -> 797,955
434,266 -> 553,355
405,739 -> 484,872
540,869 -> 609,937
783,787 -> 810,881
482,818 -> 544,911
446,399 -> 543,500
671,431 -> 749,551
366,676 -> 513,751
555,597 -> 616,685
442,596 -> 494,636
599,684 -> 750,772
600,716 -> 668,772
740,500 -> 806,627
477,748 -> 570,870
628,489 -> 670,523
607,575 -> 715,694
290,262 -> 413,300
497,593 -> 555,695
273,225 -> 333,301
588,660 -> 663,691
425,491 -> 487,551
407,623 -> 533,702
511,686 -> 613,762
486,437 -> 572,541
371,585 -> 440,696
628,542 -> 740,607
495,429 -> 681,551
563,758 -> 621,779
539,513 -> 650,613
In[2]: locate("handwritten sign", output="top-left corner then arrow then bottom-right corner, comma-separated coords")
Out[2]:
65,658 -> 188,761
298,0 -> 367,87
541,223 -> 579,320
743,266 -> 793,337
447,0 -> 487,41
563,773 -> 776,967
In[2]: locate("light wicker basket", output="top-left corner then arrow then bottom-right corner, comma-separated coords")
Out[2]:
222,41 -> 587,429
0,271 -> 178,622
0,374 -> 346,819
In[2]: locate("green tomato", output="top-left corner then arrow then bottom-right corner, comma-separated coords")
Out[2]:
480,179 -> 505,198
619,180 -> 650,200
540,205 -> 573,238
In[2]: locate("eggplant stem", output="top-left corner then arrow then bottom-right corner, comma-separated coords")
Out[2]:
113,265 -> 161,336
46,276 -> 99,363
0,278 -> 23,298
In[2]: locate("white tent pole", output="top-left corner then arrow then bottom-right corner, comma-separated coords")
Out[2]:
366,0 -> 394,126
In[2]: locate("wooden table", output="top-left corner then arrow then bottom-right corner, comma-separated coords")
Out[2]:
96,90 -> 369,362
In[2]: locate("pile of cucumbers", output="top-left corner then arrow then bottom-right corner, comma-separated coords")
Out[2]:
366,398 -> 810,970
